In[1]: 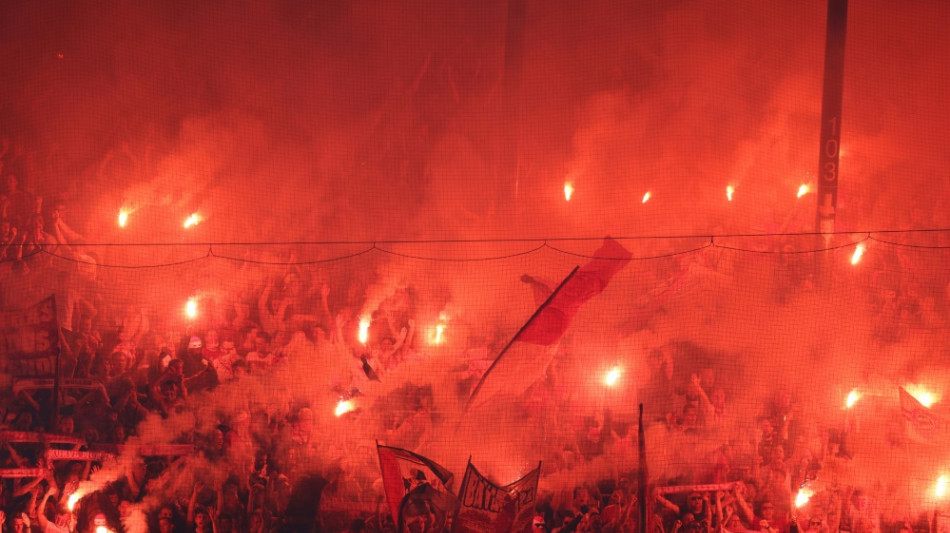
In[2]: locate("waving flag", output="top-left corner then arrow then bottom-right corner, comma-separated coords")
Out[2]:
517,237 -> 632,345
899,386 -> 943,444
377,444 -> 455,525
465,237 -> 631,410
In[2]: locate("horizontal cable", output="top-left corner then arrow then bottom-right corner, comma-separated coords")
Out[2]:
0,228 -> 942,269
374,243 -> 546,262
29,227 -> 950,247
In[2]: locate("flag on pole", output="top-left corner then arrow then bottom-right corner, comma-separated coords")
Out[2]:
465,237 -> 631,410
377,444 -> 455,525
517,237 -> 632,345
899,387 -> 942,444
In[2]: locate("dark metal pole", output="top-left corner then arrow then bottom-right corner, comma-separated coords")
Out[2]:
639,404 -> 648,533
815,0 -> 849,236
50,296 -> 62,431
500,0 -> 526,206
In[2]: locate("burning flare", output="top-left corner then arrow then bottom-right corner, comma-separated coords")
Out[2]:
183,213 -> 203,228
68,493 -> 81,512
850,243 -> 866,265
564,182 -> 575,202
432,312 -> 448,345
845,388 -> 861,409
335,399 -> 355,417
117,209 -> 129,228
795,487 -> 814,508
358,317 -> 370,345
797,184 -> 811,198
904,383 -> 939,408
937,475 -> 949,499
605,366 -> 622,387
642,191 -> 651,203
726,185 -> 735,202
185,298 -> 198,319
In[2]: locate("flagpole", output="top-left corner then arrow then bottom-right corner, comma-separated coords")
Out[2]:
463,265 -> 581,413
639,403 -> 648,533
50,296 -> 62,432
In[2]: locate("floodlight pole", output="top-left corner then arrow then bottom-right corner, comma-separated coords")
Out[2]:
815,0 -> 849,239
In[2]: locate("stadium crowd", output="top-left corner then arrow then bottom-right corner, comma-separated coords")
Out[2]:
0,139 -> 944,533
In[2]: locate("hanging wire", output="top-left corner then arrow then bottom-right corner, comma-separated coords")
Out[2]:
37,247 -> 210,269
374,243 -> 546,262
711,239 -> 864,255
210,245 -> 378,265
2,228 -> 945,269
545,240 -> 713,260
867,235 -> 950,249
48,226 -> 950,247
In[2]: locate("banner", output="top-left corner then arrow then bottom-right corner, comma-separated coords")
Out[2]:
45,449 -> 115,462
0,295 -> 59,377
0,430 -> 86,445
654,482 -> 739,495
453,462 -> 541,533
0,468 -> 51,478
377,444 -> 455,525
13,377 -> 103,394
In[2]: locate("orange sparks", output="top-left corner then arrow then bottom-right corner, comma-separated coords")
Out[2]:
605,366 -> 622,387
183,213 -> 203,228
905,384 -> 939,408
845,388 -> 861,409
335,399 -> 355,417
797,184 -> 811,198
564,182 -> 575,202
726,185 -> 735,202
850,243 -> 866,265
358,317 -> 370,345
642,191 -> 651,203
117,209 -> 129,228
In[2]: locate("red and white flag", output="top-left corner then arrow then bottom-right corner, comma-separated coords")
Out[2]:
517,237 -> 632,345
899,386 -> 943,444
466,237 -> 631,409
377,444 -> 455,525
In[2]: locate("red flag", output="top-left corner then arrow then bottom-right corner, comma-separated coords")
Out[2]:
377,444 -> 455,524
899,387 -> 942,444
517,237 -> 632,345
